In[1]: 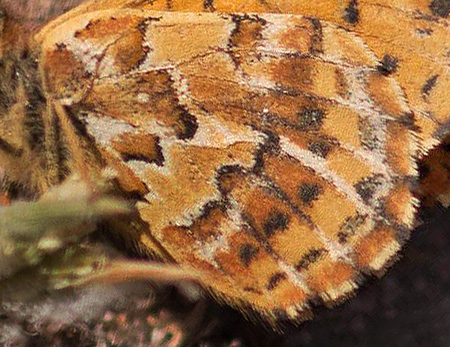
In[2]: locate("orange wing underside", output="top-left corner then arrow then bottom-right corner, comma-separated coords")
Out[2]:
37,0 -> 449,322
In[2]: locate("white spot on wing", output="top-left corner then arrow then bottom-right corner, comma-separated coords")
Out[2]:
84,113 -> 135,145
137,92 -> 150,103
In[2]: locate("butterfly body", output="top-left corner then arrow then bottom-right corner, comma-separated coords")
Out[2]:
0,0 -> 449,323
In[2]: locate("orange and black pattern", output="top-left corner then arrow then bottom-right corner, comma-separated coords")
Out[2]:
0,0 -> 449,324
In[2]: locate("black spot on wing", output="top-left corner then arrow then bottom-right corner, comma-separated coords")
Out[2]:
177,109 -> 198,140
421,74 -> 439,99
430,0 -> 450,18
354,175 -> 383,204
377,55 -> 398,76
203,0 -> 215,11
295,249 -> 326,271
239,243 -> 259,267
298,183 -> 322,205
263,210 -> 290,236
267,272 -> 286,291
259,131 -> 281,154
308,140 -> 332,158
343,0 -> 360,25
297,107 -> 325,130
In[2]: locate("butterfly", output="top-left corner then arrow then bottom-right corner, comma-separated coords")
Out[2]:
0,0 -> 449,324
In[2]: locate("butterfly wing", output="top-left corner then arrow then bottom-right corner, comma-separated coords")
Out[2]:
38,9 -> 420,320
38,7 -> 425,321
